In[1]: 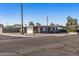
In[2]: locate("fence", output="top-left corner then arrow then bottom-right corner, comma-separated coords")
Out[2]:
2,27 -> 27,33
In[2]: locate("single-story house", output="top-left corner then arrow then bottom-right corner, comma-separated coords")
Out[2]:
27,25 -> 63,34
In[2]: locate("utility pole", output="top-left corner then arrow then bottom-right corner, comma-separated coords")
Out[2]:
47,16 -> 48,33
21,3 -> 24,34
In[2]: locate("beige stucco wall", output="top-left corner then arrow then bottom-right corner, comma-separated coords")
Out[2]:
27,27 -> 34,34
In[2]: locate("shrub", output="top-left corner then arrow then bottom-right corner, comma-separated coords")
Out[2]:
67,29 -> 76,32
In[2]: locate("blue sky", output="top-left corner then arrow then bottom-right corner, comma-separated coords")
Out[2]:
0,3 -> 79,26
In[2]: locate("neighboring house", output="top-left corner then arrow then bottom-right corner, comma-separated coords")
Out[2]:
0,24 -> 3,27
27,25 -> 63,34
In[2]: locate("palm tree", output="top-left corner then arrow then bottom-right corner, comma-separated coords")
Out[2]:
66,16 -> 78,30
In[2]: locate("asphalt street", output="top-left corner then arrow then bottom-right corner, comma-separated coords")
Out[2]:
0,34 -> 79,56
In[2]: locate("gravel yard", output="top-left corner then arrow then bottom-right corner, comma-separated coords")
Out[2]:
0,34 -> 79,56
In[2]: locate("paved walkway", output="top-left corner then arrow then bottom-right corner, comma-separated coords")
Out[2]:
0,33 -> 77,37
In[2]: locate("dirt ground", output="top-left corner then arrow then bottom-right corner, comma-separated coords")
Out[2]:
0,34 -> 79,56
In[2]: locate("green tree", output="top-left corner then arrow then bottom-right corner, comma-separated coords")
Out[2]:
29,21 -> 34,26
50,23 -> 55,27
66,16 -> 78,32
36,23 -> 41,26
